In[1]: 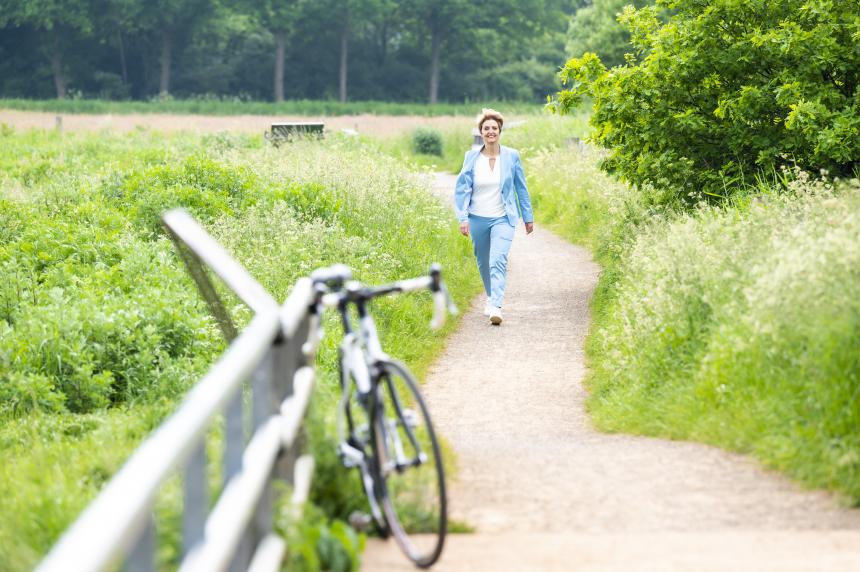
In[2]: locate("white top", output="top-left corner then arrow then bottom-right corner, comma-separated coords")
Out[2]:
469,153 -> 505,218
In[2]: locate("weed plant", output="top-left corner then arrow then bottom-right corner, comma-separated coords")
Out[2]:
527,139 -> 860,505
0,128 -> 479,570
411,128 -> 444,157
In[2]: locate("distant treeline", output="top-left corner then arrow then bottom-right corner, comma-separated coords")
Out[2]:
0,0 -> 636,104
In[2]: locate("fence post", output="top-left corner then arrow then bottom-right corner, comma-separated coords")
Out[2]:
182,444 -> 208,557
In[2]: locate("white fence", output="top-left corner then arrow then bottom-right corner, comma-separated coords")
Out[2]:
37,209 -> 321,572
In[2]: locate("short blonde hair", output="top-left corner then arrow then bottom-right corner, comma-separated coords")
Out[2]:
476,108 -> 504,131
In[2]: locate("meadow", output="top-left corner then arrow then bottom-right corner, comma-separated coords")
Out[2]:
4,108 -> 860,569
526,142 -> 860,506
0,125 -> 482,570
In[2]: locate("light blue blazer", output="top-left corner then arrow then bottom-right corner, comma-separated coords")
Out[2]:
454,145 -> 534,226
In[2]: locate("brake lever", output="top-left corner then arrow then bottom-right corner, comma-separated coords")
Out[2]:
444,285 -> 458,316
430,283 -> 458,330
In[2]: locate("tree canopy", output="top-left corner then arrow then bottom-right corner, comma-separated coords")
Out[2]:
0,0 -> 581,102
554,0 -> 860,204
566,0 -> 652,69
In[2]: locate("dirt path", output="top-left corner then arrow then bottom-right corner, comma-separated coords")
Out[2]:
0,109 -> 466,137
362,174 -> 860,571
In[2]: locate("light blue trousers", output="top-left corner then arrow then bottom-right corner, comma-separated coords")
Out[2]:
469,214 -> 515,308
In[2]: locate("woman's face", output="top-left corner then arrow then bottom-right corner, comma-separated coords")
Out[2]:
481,119 -> 500,145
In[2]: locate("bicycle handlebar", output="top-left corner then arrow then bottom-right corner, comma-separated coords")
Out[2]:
310,263 -> 352,286
310,263 -> 458,329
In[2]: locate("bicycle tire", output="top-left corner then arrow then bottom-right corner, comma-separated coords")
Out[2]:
340,355 -> 390,537
371,359 -> 447,568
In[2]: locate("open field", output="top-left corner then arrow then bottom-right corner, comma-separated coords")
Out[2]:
0,109 -> 478,137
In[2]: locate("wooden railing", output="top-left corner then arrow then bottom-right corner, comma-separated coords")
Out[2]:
37,209 -> 321,572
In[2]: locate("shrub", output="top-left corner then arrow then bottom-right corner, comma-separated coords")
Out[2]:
553,0 -> 860,205
411,128 -> 443,156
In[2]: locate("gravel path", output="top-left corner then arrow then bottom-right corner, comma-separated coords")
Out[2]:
362,173 -> 860,571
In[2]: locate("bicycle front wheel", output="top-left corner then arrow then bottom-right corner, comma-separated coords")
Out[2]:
372,359 -> 447,568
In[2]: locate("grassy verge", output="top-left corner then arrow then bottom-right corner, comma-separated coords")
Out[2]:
0,128 -> 482,570
0,98 -> 545,117
527,139 -> 860,506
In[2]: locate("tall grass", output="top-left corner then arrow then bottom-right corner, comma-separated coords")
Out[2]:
0,128 -> 480,570
374,112 -> 591,174
0,98 -> 545,117
527,139 -> 860,505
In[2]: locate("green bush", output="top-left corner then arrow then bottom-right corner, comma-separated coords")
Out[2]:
553,0 -> 860,204
282,506 -> 365,572
411,128 -> 443,157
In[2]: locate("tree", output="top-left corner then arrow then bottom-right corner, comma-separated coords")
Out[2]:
328,0 -> 386,103
566,0 -> 652,68
253,0 -> 300,102
1,0 -> 93,98
95,0 -> 146,92
138,0 -> 212,96
406,0 -> 559,104
552,0 -> 860,204
401,0 -> 482,104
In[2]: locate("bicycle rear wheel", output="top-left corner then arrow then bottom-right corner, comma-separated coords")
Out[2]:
372,359 -> 447,568
341,358 -> 389,536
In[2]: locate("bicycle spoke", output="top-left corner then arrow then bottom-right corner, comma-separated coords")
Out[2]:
374,360 -> 446,568
342,373 -> 389,535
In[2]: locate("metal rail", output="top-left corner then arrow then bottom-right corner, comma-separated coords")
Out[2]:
37,209 -> 321,572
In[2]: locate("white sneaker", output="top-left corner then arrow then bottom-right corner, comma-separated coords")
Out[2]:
489,306 -> 502,325
483,300 -> 492,316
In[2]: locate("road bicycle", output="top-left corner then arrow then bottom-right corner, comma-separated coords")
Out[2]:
306,263 -> 457,568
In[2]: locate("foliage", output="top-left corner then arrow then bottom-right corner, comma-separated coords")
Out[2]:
566,0 -> 653,68
280,504 -> 365,572
0,97 -> 546,116
0,129 -> 480,570
0,0 -> 580,103
589,176 -> 860,504
411,127 -> 443,156
552,0 -> 860,205
526,137 -> 860,506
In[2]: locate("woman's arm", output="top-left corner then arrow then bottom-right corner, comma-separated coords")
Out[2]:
513,151 -> 534,233
454,151 -> 475,225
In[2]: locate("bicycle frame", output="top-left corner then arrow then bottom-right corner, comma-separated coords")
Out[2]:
307,264 -> 452,567
333,293 -> 428,473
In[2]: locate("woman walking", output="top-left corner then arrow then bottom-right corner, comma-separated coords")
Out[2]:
454,109 -> 534,325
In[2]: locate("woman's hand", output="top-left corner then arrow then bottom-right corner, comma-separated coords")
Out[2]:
525,222 -> 534,235
459,221 -> 470,236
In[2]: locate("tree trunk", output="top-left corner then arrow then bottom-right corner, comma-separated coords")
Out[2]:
159,28 -> 173,97
429,26 -> 441,105
117,29 -> 128,85
339,18 -> 349,103
274,30 -> 286,102
51,28 -> 66,99
378,21 -> 388,64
